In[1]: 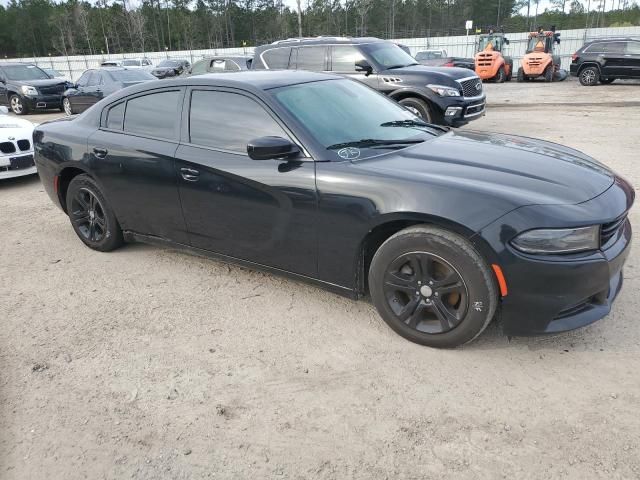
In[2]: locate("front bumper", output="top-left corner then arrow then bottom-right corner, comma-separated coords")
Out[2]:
0,153 -> 37,179
475,177 -> 634,336
433,94 -> 486,127
24,94 -> 63,110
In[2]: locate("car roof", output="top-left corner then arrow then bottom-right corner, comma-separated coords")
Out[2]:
199,55 -> 253,61
584,37 -> 635,44
256,36 -> 386,51
0,62 -> 40,67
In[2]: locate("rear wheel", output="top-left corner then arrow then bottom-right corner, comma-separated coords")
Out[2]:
368,225 -> 497,348
66,174 -> 123,252
495,66 -> 506,83
398,97 -> 433,123
579,66 -> 600,86
599,77 -> 615,84
544,65 -> 554,82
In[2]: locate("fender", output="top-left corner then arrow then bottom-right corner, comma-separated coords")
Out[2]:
388,86 -> 438,104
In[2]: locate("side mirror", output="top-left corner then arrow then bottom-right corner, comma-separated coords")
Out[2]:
0,106 -> 9,114
247,136 -> 300,161
355,59 -> 373,76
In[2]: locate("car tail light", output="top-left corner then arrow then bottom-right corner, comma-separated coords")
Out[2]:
54,175 -> 60,193
571,52 -> 578,62
443,62 -> 454,67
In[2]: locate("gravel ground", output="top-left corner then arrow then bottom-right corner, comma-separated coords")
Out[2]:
1,80 -> 639,479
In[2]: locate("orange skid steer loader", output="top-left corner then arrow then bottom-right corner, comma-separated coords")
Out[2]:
518,27 -> 562,82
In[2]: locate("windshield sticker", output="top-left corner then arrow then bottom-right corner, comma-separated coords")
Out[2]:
337,147 -> 361,160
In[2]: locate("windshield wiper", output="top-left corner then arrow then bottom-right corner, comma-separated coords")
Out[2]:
327,138 -> 425,150
386,62 -> 419,69
381,119 -> 450,133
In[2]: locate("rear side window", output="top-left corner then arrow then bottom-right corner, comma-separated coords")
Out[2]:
295,46 -> 327,71
189,90 -> 289,153
262,48 -> 292,69
106,102 -> 125,130
124,90 -> 181,139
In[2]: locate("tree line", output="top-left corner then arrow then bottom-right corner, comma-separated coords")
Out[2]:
0,0 -> 638,57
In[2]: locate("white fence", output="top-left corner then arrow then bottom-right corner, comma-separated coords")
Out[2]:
2,26 -> 640,81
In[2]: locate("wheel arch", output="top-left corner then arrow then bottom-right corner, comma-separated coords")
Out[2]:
57,165 -> 93,213
355,213 -> 498,296
388,88 -> 436,109
577,62 -> 601,75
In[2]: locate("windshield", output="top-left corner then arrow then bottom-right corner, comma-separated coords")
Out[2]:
478,35 -> 505,52
361,43 -> 418,70
107,70 -> 155,82
158,60 -> 182,68
122,59 -> 141,66
527,36 -> 550,53
2,65 -> 50,81
271,79 -> 439,160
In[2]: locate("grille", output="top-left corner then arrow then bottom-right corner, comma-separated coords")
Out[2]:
476,53 -> 493,67
459,78 -> 483,97
39,84 -> 65,95
0,141 -> 16,154
601,214 -> 627,247
17,139 -> 30,151
527,56 -> 543,67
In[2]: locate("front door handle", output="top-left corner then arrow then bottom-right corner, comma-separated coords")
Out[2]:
180,167 -> 200,181
93,147 -> 108,159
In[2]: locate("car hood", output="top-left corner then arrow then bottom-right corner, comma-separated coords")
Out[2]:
9,78 -> 67,88
384,64 -> 477,81
353,130 -> 614,207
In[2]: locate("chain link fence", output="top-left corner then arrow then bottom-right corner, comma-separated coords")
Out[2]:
2,26 -> 639,81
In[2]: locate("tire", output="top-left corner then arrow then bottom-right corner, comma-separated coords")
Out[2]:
495,66 -> 506,83
62,97 -> 73,116
65,174 -> 123,252
368,225 -> 497,348
544,65 -> 554,82
599,77 -> 615,84
9,94 -> 28,115
579,66 -> 599,86
398,97 -> 433,123
517,67 -> 525,82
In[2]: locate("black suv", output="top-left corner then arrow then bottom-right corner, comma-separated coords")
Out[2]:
570,38 -> 640,86
252,37 -> 485,126
0,63 -> 68,115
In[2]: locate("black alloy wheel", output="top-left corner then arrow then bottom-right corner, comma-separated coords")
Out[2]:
70,187 -> 107,243
383,252 -> 468,334
579,66 -> 599,86
65,174 -> 124,251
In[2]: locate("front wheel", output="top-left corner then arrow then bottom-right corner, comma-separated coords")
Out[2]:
398,97 -> 433,123
62,97 -> 73,116
544,65 -> 554,82
66,174 -> 124,252
579,66 -> 600,86
9,94 -> 28,115
368,225 -> 498,348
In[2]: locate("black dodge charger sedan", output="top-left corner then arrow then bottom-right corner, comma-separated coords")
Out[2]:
33,71 -> 634,348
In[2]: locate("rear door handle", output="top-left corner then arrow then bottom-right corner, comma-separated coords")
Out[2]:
180,167 -> 200,181
93,147 -> 108,159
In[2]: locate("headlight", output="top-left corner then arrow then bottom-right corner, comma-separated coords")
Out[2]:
426,84 -> 461,97
20,85 -> 38,96
511,226 -> 600,254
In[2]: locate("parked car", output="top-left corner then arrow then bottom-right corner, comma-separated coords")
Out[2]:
33,71 -> 634,348
151,59 -> 191,79
121,58 -> 153,69
252,37 -> 485,126
62,67 -> 156,115
0,105 -> 36,179
100,60 -> 122,67
186,55 -> 253,76
415,49 -> 475,70
570,38 -> 640,86
0,62 -> 67,115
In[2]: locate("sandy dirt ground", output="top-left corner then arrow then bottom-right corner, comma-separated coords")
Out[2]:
1,80 -> 639,479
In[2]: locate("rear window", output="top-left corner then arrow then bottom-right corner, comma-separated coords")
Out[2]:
124,90 -> 181,139
261,48 -> 292,69
107,70 -> 155,82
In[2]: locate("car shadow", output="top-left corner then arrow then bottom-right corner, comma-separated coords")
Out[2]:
0,173 -> 40,189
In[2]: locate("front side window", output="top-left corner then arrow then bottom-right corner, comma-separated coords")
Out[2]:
361,43 -> 418,70
124,90 -> 181,139
189,90 -> 288,153
294,46 -> 327,71
262,48 -> 292,69
331,46 -> 365,72
271,79 -> 438,159
625,41 -> 640,54
603,42 -> 625,53
105,102 -> 125,130
76,71 -> 91,87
